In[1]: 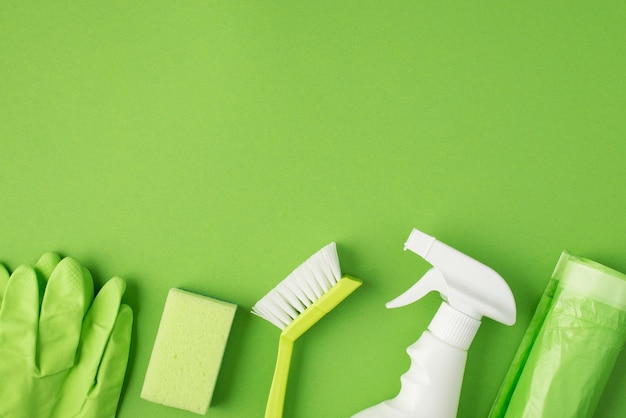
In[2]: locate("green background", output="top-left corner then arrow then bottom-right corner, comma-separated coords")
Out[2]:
1,2 -> 625,417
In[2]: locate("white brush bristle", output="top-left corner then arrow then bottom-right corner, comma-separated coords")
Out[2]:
252,242 -> 342,330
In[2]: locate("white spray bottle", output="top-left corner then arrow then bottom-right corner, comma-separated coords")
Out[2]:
352,228 -> 516,418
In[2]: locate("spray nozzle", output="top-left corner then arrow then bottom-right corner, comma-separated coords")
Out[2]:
387,228 -> 516,326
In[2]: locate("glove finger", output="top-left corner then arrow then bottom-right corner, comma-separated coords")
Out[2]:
0,265 -> 40,364
80,276 -> 126,368
51,277 -> 127,417
0,267 -> 44,418
78,305 -> 133,418
35,252 -> 62,281
0,264 -> 10,309
38,257 -> 95,375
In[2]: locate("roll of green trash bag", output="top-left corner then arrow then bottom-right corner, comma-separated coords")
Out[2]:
489,251 -> 626,418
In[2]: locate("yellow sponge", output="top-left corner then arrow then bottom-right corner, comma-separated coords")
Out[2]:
141,288 -> 237,415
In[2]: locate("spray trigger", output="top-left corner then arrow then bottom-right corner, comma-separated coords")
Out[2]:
386,268 -> 448,309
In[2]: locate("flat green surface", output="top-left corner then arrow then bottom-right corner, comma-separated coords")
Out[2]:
1,2 -> 625,417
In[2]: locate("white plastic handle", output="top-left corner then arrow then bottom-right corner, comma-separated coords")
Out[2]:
386,268 -> 448,309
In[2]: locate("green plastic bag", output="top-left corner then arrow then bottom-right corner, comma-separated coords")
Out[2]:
489,251 -> 626,418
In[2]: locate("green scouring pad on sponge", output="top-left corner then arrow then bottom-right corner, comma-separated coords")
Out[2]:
141,288 -> 237,415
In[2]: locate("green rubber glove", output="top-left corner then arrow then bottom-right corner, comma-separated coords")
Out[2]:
0,262 -> 9,306
0,253 -> 133,418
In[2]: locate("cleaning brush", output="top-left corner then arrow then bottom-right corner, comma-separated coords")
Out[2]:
252,242 -> 361,418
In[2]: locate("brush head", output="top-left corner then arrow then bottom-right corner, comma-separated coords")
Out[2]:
252,242 -> 342,330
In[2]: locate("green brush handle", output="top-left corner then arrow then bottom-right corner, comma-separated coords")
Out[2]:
265,334 -> 294,418
264,277 -> 362,418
